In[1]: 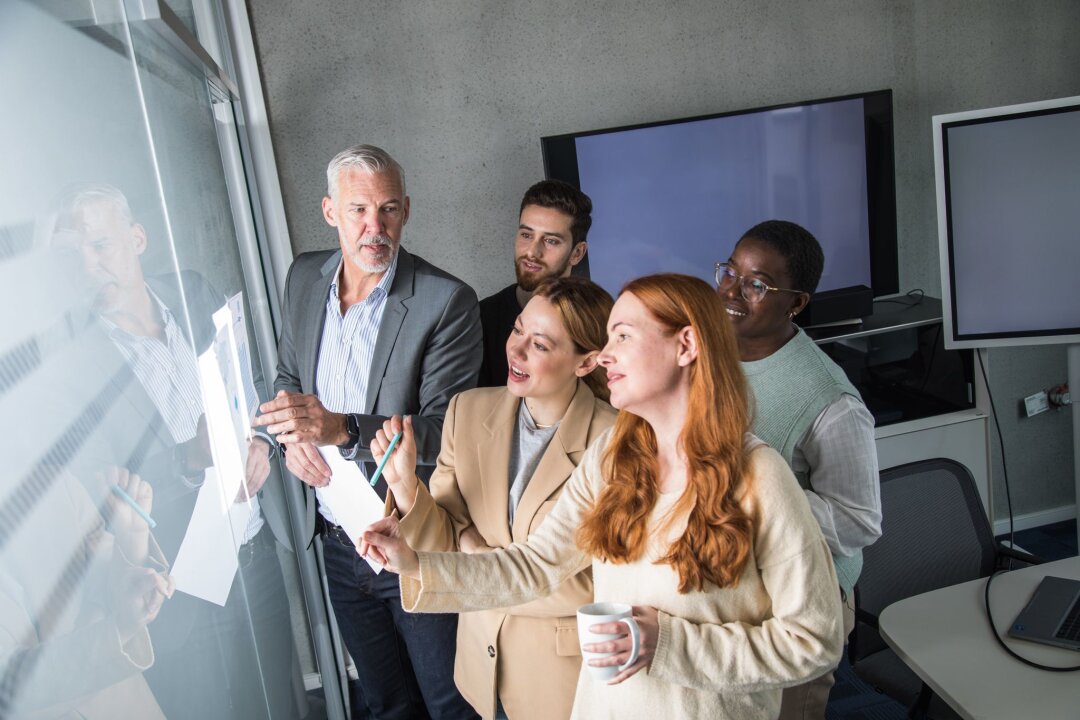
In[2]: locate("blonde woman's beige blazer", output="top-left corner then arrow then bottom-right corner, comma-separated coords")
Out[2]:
393,382 -> 616,720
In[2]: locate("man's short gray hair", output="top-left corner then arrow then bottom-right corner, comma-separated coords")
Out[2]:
57,183 -> 135,228
326,144 -> 406,200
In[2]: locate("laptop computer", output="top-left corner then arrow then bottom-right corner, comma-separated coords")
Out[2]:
1007,575 -> 1080,651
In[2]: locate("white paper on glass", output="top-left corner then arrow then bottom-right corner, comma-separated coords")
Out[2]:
221,294 -> 265,515
226,293 -> 260,423
170,466 -> 239,606
171,300 -> 257,605
213,302 -> 253,469
316,446 -> 386,573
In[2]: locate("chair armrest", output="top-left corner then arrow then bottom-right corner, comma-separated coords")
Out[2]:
855,607 -> 880,630
995,542 -> 1045,567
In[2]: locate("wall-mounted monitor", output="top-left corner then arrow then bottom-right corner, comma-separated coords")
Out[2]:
934,95 -> 1080,350
542,89 -> 898,312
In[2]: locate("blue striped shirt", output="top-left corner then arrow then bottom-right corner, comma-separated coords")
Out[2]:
314,253 -> 398,525
101,289 -> 203,445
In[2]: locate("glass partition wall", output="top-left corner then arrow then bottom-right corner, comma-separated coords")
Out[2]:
0,1 -> 344,717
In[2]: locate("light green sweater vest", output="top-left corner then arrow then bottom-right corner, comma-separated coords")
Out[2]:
742,328 -> 864,597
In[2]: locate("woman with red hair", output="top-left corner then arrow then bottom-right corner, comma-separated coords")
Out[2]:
363,274 -> 842,719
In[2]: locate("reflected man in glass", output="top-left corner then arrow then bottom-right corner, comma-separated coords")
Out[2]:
52,184 -> 299,719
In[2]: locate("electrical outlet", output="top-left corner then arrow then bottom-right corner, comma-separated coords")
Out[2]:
1024,391 -> 1049,417
1048,384 -> 1071,407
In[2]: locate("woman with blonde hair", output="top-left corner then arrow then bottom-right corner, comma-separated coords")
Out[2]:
377,276 -> 616,720
365,274 -> 842,719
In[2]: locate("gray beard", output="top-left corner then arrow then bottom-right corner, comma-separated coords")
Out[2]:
346,237 -> 397,274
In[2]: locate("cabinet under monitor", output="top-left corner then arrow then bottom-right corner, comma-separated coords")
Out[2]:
806,296 -> 990,517
808,296 -> 975,427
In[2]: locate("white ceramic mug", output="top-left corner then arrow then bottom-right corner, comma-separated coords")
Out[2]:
577,602 -> 641,682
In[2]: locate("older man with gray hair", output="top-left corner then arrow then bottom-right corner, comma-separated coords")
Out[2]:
256,144 -> 481,719
50,183 -> 297,719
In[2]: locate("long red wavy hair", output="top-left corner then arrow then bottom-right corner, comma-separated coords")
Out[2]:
576,274 -> 754,593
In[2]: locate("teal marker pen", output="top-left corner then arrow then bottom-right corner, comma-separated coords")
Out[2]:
110,484 -> 158,528
369,430 -> 403,487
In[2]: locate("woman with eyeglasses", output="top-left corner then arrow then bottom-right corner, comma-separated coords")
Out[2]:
716,220 -> 882,720
362,273 -> 843,720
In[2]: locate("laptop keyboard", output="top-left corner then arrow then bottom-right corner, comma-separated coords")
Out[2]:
1055,597 -> 1080,642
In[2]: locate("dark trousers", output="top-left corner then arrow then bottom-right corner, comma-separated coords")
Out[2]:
145,525 -> 298,719
321,526 -> 477,720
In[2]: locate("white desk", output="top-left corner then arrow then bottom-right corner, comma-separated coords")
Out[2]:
879,556 -> 1080,720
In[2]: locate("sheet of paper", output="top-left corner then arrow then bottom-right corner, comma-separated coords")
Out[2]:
204,318 -> 250,532
225,293 -> 259,422
171,324 -> 252,605
316,447 -> 387,573
212,303 -> 252,455
169,467 -> 240,606
216,297 -> 265,514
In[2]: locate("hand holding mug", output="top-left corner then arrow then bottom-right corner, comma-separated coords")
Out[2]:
579,602 -> 658,684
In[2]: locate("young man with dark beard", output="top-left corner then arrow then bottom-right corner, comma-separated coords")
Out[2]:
477,180 -> 592,386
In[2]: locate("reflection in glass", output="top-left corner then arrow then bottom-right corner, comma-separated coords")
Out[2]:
1,2 -> 306,718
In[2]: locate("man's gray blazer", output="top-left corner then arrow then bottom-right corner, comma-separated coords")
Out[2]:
274,247 -> 482,545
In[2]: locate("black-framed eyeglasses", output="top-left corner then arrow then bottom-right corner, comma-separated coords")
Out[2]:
714,262 -> 804,304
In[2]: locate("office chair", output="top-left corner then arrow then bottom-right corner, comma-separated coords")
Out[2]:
849,458 -> 1040,720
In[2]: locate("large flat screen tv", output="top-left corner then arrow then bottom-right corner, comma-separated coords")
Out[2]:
934,95 -> 1080,350
542,89 -> 898,311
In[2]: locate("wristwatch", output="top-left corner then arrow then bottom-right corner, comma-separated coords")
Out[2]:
338,413 -> 361,451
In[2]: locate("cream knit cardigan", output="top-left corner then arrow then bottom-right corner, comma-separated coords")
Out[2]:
402,428 -> 843,719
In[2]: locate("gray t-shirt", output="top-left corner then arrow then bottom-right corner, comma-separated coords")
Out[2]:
507,402 -> 560,526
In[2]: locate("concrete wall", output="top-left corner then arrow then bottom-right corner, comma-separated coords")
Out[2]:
247,0 -> 1079,521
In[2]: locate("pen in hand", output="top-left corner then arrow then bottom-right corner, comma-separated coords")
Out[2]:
368,430 -> 402,487
110,484 -> 158,528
